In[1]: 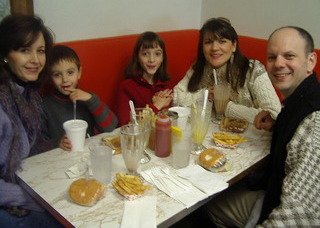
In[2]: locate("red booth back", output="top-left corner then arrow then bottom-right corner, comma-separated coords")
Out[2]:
58,30 -> 320,108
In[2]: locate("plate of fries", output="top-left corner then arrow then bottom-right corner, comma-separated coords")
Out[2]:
112,173 -> 151,200
212,132 -> 248,149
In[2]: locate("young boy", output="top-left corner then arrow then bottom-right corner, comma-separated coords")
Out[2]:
43,45 -> 118,151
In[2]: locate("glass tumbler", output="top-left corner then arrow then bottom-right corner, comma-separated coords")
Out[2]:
120,123 -> 148,175
190,98 -> 212,155
130,108 -> 152,163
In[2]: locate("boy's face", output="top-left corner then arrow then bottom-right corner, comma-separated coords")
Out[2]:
51,60 -> 82,95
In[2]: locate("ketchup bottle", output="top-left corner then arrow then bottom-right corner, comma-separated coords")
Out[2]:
155,113 -> 171,157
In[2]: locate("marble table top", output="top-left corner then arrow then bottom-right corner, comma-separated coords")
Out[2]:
16,122 -> 271,228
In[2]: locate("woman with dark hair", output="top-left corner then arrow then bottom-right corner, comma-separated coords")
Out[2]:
117,31 -> 173,125
174,18 -> 281,124
0,15 -> 62,227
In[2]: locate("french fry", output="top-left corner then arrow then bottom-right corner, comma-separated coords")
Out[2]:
117,179 -> 134,194
112,182 -> 128,196
212,132 -> 247,146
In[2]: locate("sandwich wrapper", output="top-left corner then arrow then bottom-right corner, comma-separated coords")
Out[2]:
120,196 -> 156,228
176,165 -> 229,196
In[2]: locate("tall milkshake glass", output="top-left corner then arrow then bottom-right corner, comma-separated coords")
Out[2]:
120,123 -> 147,175
130,108 -> 152,163
213,83 -> 231,121
190,98 -> 212,155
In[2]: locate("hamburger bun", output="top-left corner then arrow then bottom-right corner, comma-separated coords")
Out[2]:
69,178 -> 106,206
198,148 -> 226,171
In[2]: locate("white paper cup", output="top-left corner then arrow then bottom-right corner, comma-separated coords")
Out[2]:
63,119 -> 88,152
89,142 -> 113,183
168,107 -> 190,129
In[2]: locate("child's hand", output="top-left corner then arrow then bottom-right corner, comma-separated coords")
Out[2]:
66,88 -> 92,102
59,134 -> 72,151
152,89 -> 173,110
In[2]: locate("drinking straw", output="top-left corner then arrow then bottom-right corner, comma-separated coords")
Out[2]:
129,100 -> 138,125
201,89 -> 209,117
191,102 -> 197,114
213,69 -> 218,86
73,101 -> 77,121
86,133 -> 92,178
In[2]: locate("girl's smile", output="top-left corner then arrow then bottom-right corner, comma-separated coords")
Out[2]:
139,45 -> 163,82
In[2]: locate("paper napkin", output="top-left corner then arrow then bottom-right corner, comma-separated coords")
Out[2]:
65,153 -> 93,178
65,161 -> 88,178
140,167 -> 207,208
176,165 -> 229,196
120,196 -> 156,228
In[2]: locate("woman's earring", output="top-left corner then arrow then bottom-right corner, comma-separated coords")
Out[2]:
229,53 -> 234,65
3,59 -> 8,63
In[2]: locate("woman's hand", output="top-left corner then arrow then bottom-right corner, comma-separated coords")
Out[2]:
254,110 -> 275,131
152,89 -> 173,110
59,134 -> 72,151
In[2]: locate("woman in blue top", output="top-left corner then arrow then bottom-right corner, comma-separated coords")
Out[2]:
0,15 -> 62,227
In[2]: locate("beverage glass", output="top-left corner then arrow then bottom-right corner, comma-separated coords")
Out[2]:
190,99 -> 212,155
120,123 -> 147,174
89,141 -> 113,183
214,83 -> 231,121
63,119 -> 88,152
131,108 -> 152,163
172,126 -> 192,169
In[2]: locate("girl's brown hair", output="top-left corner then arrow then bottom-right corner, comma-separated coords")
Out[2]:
125,31 -> 170,82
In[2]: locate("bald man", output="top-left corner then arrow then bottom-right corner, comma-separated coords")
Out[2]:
206,26 -> 320,227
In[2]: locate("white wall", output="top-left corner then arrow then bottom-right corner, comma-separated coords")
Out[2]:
0,0 -> 10,20
34,0 -> 202,42
34,0 -> 320,48
202,0 -> 320,48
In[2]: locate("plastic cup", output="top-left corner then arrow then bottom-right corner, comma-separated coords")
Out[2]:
63,119 -> 88,152
168,106 -> 190,129
214,84 -> 231,120
89,142 -> 113,183
172,127 -> 192,169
